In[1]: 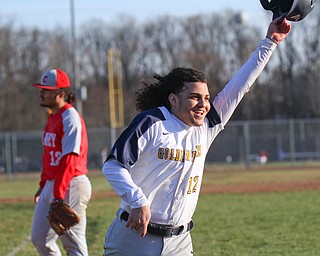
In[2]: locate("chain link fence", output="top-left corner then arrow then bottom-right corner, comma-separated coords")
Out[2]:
2,118 -> 320,175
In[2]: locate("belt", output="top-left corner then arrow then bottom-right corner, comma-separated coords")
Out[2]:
120,211 -> 194,237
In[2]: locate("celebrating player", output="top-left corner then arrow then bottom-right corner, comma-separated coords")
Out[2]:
31,69 -> 92,256
102,17 -> 291,255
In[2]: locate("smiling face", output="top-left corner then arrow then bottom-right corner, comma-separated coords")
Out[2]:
169,82 -> 211,126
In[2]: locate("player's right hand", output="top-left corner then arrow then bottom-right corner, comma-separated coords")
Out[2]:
126,205 -> 151,237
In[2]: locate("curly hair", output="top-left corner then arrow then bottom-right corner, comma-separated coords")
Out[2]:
57,88 -> 77,104
135,67 -> 207,112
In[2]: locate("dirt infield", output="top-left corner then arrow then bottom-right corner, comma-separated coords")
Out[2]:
90,180 -> 320,199
2,180 -> 320,204
2,164 -> 320,204
200,180 -> 320,194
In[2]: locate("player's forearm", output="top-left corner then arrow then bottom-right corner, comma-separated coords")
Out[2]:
213,38 -> 277,125
54,153 -> 77,199
102,159 -> 149,208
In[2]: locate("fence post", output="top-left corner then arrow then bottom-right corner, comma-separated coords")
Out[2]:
5,133 -> 13,179
289,119 -> 296,161
243,122 -> 251,167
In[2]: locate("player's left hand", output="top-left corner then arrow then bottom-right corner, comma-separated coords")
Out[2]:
266,17 -> 291,44
34,187 -> 43,204
126,205 -> 151,237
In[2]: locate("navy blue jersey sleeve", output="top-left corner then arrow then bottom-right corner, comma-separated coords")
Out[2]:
107,108 -> 166,170
206,103 -> 221,127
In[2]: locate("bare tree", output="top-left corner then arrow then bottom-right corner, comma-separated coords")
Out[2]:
300,7 -> 320,117
1,8 -> 320,132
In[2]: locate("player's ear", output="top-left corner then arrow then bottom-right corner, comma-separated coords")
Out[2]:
168,93 -> 178,107
55,90 -> 66,100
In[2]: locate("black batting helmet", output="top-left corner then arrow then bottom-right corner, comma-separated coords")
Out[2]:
260,0 -> 317,21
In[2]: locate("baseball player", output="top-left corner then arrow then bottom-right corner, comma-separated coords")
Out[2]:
102,18 -> 291,255
31,69 -> 92,256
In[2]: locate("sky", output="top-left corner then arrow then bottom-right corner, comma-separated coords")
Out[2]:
0,0 -> 270,30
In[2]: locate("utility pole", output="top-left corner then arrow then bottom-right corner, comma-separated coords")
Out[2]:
70,0 -> 83,115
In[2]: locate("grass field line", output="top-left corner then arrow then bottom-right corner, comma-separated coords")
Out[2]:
5,234 -> 31,256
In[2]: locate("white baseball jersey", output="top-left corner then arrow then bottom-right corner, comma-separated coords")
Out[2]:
102,38 -> 276,226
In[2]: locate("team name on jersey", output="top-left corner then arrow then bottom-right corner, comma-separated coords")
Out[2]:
43,132 -> 56,147
157,145 -> 201,162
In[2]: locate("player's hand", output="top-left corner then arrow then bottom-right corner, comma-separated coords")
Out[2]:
126,205 -> 151,237
34,187 -> 43,204
266,17 -> 291,44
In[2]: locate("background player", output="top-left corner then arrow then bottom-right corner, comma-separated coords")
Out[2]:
102,17 -> 291,255
31,69 -> 92,255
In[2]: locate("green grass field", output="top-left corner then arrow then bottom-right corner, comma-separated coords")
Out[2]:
1,163 -> 320,255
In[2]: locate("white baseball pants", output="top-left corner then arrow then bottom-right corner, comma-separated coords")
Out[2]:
31,175 -> 92,256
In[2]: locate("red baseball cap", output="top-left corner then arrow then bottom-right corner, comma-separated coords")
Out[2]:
32,69 -> 70,90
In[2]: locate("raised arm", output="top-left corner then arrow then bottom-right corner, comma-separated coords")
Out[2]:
212,17 -> 291,126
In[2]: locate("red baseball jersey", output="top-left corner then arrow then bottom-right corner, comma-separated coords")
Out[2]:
39,103 -> 88,198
